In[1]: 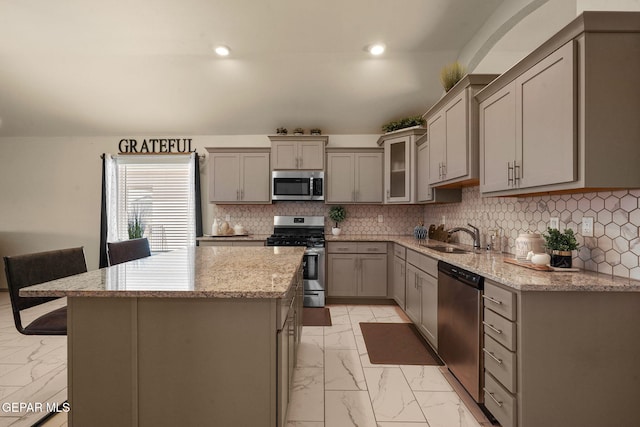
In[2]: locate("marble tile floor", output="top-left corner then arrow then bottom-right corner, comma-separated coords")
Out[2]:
287,304 -> 492,427
0,292 -> 490,427
0,292 -> 67,427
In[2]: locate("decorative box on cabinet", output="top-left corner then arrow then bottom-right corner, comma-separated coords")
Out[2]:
423,74 -> 497,188
377,128 -> 426,204
327,242 -> 388,298
206,148 -> 271,203
269,135 -> 327,170
478,11 -> 640,196
416,134 -> 462,204
326,147 -> 383,203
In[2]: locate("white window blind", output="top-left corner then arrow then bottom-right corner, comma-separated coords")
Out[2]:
105,154 -> 196,251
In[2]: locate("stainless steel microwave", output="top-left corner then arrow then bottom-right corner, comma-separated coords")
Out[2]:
272,171 -> 324,201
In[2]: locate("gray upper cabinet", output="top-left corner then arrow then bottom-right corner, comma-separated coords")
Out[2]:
416,135 -> 462,204
326,148 -> 383,203
377,128 -> 426,204
424,75 -> 498,188
269,136 -> 327,170
478,12 -> 640,196
206,148 -> 271,203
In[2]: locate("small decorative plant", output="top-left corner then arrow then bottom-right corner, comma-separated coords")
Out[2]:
127,204 -> 146,239
328,205 -> 347,236
543,227 -> 578,268
440,61 -> 466,92
381,115 -> 425,133
276,127 -> 288,135
293,127 -> 304,135
310,128 -> 322,135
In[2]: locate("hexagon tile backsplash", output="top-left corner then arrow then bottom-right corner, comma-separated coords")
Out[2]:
208,186 -> 640,281
424,187 -> 640,280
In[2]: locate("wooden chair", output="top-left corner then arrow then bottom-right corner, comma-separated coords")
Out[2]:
107,238 -> 151,266
3,247 -> 87,335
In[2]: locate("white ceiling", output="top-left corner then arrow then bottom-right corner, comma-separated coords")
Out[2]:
0,0 -> 506,137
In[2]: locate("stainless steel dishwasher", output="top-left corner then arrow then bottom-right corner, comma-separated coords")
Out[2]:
437,261 -> 484,403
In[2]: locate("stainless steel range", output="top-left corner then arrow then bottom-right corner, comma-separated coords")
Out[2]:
266,216 -> 325,307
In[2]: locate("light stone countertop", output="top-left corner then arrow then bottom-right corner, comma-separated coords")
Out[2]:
197,234 -> 270,242
327,234 -> 640,292
20,246 -> 305,299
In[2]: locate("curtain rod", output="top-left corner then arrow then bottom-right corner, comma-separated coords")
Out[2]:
100,152 -> 205,159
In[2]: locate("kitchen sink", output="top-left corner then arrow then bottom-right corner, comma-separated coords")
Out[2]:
424,245 -> 471,254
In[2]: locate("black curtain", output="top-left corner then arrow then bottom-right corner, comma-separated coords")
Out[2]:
99,154 -> 109,268
194,152 -> 203,238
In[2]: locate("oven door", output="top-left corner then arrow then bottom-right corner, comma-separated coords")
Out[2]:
303,247 -> 325,307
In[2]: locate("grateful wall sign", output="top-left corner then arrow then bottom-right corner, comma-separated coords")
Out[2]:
118,138 -> 194,154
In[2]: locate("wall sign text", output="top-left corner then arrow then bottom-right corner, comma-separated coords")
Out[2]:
119,138 -> 193,154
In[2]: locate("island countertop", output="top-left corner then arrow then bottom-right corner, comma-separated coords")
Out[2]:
20,246 -> 305,298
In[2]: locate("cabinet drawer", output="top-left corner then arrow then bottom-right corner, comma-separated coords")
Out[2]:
406,250 -> 438,276
484,373 -> 517,427
327,242 -> 358,253
483,334 -> 516,393
357,242 -> 387,254
483,280 -> 517,321
393,244 -> 406,260
483,308 -> 516,351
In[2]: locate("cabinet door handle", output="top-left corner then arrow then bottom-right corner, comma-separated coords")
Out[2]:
299,157 -> 303,168
483,348 -> 503,365
507,162 -> 514,186
236,190 -> 240,200
240,189 -> 244,200
355,191 -> 359,201
438,163 -> 443,179
484,388 -> 503,407
442,162 -> 447,178
514,160 -> 521,186
386,190 -> 390,200
483,321 -> 503,335
482,295 -> 503,305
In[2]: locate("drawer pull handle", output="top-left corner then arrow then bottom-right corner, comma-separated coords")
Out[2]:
484,388 -> 503,407
366,248 -> 378,251
483,348 -> 503,365
483,321 -> 503,335
482,295 -> 502,305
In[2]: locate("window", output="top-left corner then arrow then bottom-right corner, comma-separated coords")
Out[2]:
105,154 -> 196,251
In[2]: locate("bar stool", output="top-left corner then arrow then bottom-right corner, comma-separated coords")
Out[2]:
3,247 -> 87,335
107,237 -> 151,266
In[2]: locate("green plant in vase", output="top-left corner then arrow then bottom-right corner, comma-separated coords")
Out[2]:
542,227 -> 578,268
127,204 -> 146,239
328,205 -> 347,236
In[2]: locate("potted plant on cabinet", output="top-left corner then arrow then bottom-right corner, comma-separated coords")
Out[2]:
543,227 -> 578,268
328,205 -> 346,236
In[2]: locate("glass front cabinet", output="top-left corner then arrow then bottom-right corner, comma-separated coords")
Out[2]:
378,128 -> 426,204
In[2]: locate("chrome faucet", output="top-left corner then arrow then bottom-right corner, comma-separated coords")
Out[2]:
448,223 -> 481,249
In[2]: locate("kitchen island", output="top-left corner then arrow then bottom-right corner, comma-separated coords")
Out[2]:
21,246 -> 305,427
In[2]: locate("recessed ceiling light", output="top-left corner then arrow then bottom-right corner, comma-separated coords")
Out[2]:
366,43 -> 386,56
214,45 -> 230,57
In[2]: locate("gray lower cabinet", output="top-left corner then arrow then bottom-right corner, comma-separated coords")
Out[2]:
482,278 -> 640,427
404,249 -> 438,349
327,242 -> 388,298
391,244 -> 406,309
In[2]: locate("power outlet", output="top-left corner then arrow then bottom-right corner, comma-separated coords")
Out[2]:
549,217 -> 559,230
225,214 -> 231,221
582,217 -> 594,237
377,215 -> 384,223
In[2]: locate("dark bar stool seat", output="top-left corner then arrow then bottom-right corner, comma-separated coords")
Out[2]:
4,247 -> 87,335
107,238 -> 151,266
